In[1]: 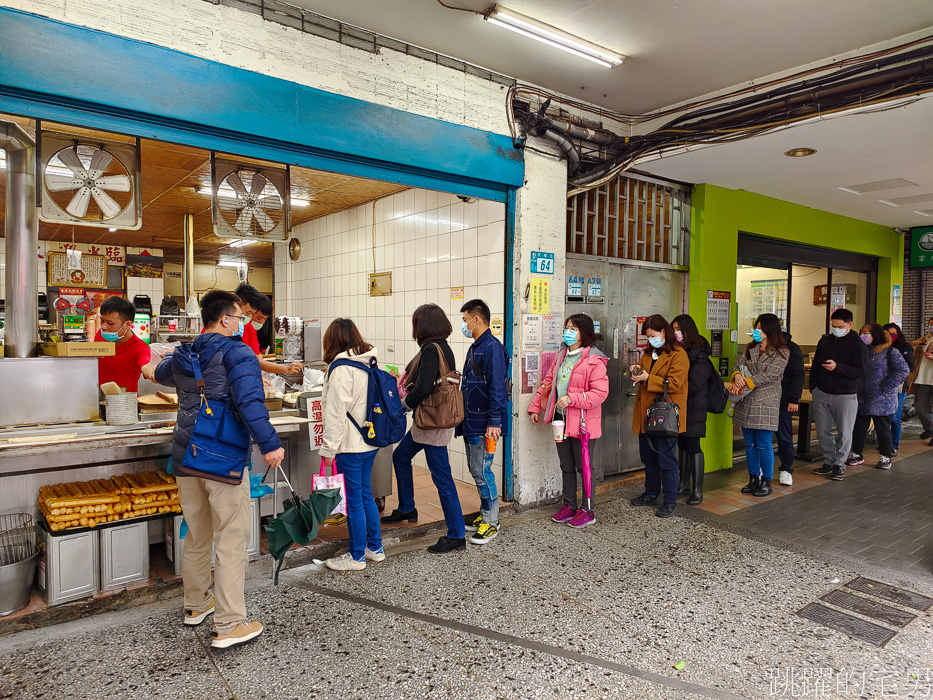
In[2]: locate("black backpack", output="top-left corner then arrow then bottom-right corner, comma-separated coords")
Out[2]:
706,366 -> 729,414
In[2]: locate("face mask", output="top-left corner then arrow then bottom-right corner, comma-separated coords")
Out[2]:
461,321 -> 473,338
860,333 -> 872,345
563,329 -> 579,346
888,331 -> 897,340
251,320 -> 264,331
831,327 -> 848,338
226,316 -> 244,336
674,330 -> 684,343
752,329 -> 764,343
101,322 -> 127,342
928,326 -> 933,335
648,335 -> 665,349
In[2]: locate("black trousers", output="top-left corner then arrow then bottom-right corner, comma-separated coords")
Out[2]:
850,414 -> 892,458
677,435 -> 702,455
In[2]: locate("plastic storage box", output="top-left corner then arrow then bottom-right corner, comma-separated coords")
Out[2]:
100,520 -> 150,591
38,526 -> 100,605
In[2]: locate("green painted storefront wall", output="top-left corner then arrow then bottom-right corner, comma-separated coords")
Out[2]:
688,184 -> 904,472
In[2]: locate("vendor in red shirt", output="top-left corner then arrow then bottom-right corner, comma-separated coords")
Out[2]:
235,283 -> 303,376
95,296 -> 155,393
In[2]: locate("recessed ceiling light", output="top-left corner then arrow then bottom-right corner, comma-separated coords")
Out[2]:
784,147 -> 817,157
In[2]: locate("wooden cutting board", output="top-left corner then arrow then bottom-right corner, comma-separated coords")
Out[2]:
138,393 -> 177,408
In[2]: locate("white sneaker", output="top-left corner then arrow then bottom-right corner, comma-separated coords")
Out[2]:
325,552 -> 366,571
364,547 -> 386,562
778,471 -> 793,486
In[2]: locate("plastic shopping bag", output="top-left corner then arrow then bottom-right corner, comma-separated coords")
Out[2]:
312,457 -> 347,516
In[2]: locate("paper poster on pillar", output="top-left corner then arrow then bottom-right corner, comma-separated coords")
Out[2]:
522,315 -> 542,352
529,277 -> 550,314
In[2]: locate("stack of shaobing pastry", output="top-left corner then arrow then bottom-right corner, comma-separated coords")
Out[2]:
38,471 -> 181,532
38,480 -> 124,531
111,471 -> 181,519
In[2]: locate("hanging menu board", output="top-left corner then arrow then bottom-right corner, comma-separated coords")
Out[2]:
47,251 -> 109,289
750,279 -> 788,326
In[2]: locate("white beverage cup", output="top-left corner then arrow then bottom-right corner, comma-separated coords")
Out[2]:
552,419 -> 565,442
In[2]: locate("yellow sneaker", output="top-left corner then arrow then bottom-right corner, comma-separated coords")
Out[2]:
211,620 -> 264,649
184,597 -> 214,626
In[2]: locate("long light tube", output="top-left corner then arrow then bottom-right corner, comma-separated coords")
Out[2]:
485,6 -> 624,68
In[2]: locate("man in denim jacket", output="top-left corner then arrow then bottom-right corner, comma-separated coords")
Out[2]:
456,299 -> 509,544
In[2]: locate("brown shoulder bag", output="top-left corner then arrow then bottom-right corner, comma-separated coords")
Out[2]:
414,343 -> 464,430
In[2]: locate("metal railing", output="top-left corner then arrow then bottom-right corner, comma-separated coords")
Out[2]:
567,173 -> 691,269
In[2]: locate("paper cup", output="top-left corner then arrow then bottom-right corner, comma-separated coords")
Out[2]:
552,420 -> 565,442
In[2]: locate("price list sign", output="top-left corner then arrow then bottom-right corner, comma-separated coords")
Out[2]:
706,290 -> 731,330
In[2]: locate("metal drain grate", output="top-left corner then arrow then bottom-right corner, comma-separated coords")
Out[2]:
821,589 -> 917,628
846,577 -> 933,611
796,603 -> 897,646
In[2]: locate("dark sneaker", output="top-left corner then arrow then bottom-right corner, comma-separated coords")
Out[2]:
470,522 -> 498,544
831,465 -> 845,481
630,493 -> 658,507
845,453 -> 864,466
891,448 -> 898,456
464,514 -> 483,532
813,463 -> 834,475
877,456 -> 892,470
427,536 -> 466,554
655,503 -> 676,518
921,431 -> 932,440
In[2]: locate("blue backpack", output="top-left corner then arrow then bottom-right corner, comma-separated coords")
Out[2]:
329,356 -> 406,448
176,344 -> 252,484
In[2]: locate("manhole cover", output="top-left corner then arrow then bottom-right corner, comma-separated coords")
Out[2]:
796,603 -> 897,646
821,589 -> 917,628
846,577 -> 933,611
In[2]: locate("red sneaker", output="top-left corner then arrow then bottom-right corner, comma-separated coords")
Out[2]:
551,505 -> 576,523
567,509 -> 595,528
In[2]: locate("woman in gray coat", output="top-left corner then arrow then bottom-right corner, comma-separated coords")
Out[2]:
730,313 -> 789,497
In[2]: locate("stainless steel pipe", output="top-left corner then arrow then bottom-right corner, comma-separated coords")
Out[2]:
182,213 -> 195,303
1,121 -> 38,358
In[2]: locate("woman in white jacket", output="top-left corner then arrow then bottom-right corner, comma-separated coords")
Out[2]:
321,319 -> 385,572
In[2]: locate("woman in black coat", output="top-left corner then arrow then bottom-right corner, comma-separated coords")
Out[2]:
672,314 -> 714,505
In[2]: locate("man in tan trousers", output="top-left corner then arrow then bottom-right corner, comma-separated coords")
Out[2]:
155,290 -> 284,649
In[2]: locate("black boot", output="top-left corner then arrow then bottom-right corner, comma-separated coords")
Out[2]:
380,508 -> 418,524
678,450 -> 691,495
741,475 -> 759,494
687,453 -> 705,505
753,477 -> 772,497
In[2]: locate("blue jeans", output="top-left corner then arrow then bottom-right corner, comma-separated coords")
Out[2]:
464,436 -> 499,526
639,433 -> 679,505
393,432 -> 465,540
891,392 -> 906,450
337,451 -> 382,562
743,428 -> 775,480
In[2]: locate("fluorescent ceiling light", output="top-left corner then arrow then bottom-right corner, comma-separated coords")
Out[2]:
290,199 -> 309,207
879,200 -> 899,207
228,239 -> 255,248
485,5 -> 624,68
217,260 -> 247,268
199,184 -> 307,208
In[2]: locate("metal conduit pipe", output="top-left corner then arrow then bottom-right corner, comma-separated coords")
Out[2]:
543,129 -> 581,175
182,213 -> 195,304
1,121 -> 38,358
547,118 -> 617,146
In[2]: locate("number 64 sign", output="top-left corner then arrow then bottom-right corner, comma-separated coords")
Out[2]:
530,251 -> 554,274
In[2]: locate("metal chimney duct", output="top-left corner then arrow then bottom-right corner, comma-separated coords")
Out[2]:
1,121 -> 38,358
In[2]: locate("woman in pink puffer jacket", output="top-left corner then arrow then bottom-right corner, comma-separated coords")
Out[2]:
528,314 -> 610,529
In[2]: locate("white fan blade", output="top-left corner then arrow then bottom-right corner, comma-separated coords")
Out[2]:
56,148 -> 88,179
250,172 -> 267,197
257,195 -> 283,210
46,174 -> 83,192
90,188 -> 123,218
253,207 -> 275,233
234,210 -> 254,234
95,174 -> 132,192
227,172 -> 249,199
87,149 -> 113,179
66,188 -> 91,218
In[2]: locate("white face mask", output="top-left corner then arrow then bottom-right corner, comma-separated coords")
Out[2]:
251,319 -> 264,331
830,327 -> 848,338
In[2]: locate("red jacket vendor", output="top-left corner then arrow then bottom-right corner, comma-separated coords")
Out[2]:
95,296 -> 154,393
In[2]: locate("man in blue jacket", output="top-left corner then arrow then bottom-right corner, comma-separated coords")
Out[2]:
457,299 -> 509,545
155,290 -> 284,649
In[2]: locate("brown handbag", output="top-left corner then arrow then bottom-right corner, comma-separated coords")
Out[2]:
414,343 -> 464,430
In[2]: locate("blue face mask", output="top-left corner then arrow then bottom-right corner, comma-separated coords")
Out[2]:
461,319 -> 474,339
648,335 -> 665,349
237,321 -> 245,336
101,323 -> 127,342
752,329 -> 763,342
563,329 -> 579,346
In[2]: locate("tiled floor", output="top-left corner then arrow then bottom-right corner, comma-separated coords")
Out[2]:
692,433 -> 932,578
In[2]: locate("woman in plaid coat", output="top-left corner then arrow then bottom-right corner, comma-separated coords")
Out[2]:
730,313 -> 789,497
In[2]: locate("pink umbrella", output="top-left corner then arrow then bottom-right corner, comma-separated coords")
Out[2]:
579,414 -> 593,512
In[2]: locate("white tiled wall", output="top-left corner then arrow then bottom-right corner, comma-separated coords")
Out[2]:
126,276 -> 164,308
279,188 -> 508,484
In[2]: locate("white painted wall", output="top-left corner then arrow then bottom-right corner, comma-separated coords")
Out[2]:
511,151 -> 569,506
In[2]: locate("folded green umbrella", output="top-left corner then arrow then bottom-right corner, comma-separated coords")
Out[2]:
264,466 -> 342,585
